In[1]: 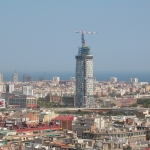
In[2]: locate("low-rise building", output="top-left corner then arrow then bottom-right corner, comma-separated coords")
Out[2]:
8,94 -> 37,108
39,110 -> 58,123
52,115 -> 74,131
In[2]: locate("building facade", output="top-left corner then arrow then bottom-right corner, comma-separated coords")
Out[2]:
12,73 -> 18,83
75,33 -> 94,108
110,77 -> 117,84
26,96 -> 37,108
0,74 -> 3,83
53,76 -> 60,82
8,94 -> 37,108
6,84 -> 14,93
52,76 -> 60,84
22,86 -> 33,96
23,74 -> 26,82
130,78 -> 138,83
23,74 -> 33,82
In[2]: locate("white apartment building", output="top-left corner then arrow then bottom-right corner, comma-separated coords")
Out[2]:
6,84 -> 14,93
52,76 -> 60,84
110,77 -> 117,84
70,77 -> 76,81
138,82 -> 148,86
12,73 -> 18,83
0,84 -> 4,92
22,86 -> 33,96
0,74 -> 3,83
130,78 -> 138,83
95,116 -> 105,130
52,76 -> 60,82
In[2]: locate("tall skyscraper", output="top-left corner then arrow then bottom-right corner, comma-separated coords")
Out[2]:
23,74 -> 33,82
26,76 -> 33,82
23,74 -> 26,82
0,74 -> 3,83
75,31 -> 94,108
12,73 -> 18,83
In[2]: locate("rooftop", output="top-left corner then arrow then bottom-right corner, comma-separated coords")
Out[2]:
52,115 -> 74,121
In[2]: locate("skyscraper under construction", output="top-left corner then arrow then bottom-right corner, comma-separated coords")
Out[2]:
75,31 -> 96,108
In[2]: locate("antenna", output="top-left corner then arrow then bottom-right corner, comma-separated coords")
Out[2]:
76,30 -> 98,46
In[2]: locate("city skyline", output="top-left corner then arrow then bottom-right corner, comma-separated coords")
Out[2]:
0,1 -> 150,73
0,71 -> 150,83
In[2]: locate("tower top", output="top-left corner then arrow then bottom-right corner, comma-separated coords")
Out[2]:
76,30 -> 98,47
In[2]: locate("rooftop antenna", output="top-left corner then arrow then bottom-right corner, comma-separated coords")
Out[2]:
76,30 -> 98,47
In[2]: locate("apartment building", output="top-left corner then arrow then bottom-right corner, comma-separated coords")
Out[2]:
0,74 -> 3,83
22,85 -> 33,96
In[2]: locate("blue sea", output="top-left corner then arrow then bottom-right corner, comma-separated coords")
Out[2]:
2,71 -> 150,83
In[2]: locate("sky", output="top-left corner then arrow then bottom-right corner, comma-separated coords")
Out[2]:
0,0 -> 150,74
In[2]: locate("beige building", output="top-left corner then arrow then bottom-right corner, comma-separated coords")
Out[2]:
26,96 -> 37,107
39,110 -> 58,123
146,85 -> 150,92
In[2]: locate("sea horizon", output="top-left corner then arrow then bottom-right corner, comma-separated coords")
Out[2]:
1,71 -> 150,83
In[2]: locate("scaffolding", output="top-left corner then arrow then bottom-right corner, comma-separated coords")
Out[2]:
78,46 -> 91,56
75,46 -> 94,108
75,30 -> 97,108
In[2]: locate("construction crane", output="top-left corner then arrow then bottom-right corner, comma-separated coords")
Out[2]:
76,30 -> 98,46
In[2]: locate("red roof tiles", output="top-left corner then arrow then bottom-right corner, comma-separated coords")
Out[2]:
52,115 -> 74,121
17,126 -> 60,133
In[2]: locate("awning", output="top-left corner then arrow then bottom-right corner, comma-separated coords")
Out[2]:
49,134 -> 55,137
45,130 -> 52,132
55,134 -> 60,136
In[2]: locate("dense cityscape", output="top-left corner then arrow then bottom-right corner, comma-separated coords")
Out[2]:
1,1 -> 150,150
0,33 -> 150,149
0,72 -> 150,150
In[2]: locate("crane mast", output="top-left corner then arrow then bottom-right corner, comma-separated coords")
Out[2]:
76,30 -> 98,47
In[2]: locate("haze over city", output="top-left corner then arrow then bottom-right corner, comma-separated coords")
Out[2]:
0,0 -> 150,77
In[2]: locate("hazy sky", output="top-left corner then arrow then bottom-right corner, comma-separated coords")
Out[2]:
0,1 -> 150,73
